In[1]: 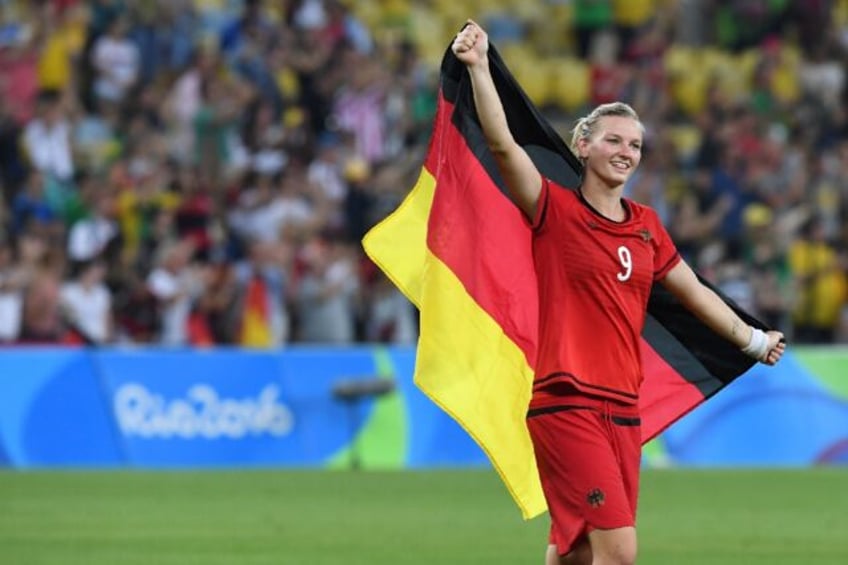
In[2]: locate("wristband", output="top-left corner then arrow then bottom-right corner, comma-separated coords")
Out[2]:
741,327 -> 769,360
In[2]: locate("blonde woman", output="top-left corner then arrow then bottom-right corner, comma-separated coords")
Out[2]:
452,20 -> 786,565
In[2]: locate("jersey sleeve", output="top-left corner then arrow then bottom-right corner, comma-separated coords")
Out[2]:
651,212 -> 681,281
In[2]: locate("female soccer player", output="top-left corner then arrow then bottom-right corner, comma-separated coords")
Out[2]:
452,20 -> 786,565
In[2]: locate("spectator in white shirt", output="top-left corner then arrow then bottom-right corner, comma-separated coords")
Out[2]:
91,15 -> 140,104
229,168 -> 319,244
0,238 -> 27,343
307,133 -> 348,204
21,90 -> 74,182
60,259 -> 113,344
146,239 -> 200,346
67,189 -> 120,262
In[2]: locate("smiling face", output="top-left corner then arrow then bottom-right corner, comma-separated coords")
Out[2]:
578,116 -> 643,189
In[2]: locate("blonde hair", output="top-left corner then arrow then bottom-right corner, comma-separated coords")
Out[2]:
570,102 -> 644,157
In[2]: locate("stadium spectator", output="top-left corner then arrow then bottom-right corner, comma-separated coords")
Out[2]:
0,18 -> 40,125
0,238 -> 27,343
573,0 -> 614,59
192,72 -> 250,184
172,164 -> 216,261
0,95 -> 27,201
307,132 -> 348,208
232,238 -> 291,347
18,265 -> 64,344
146,238 -> 199,346
37,2 -> 87,94
788,217 -> 847,343
90,14 -> 139,105
293,233 -> 358,343
330,49 -> 389,164
22,89 -> 75,183
11,171 -> 57,236
362,270 -> 417,345
739,202 -> 793,326
60,258 -> 113,344
162,48 -> 219,165
189,257 -> 238,345
66,185 -> 119,262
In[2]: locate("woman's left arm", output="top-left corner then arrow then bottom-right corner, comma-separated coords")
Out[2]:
660,260 -> 786,365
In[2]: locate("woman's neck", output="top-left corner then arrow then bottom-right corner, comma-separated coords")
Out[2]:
580,178 -> 626,222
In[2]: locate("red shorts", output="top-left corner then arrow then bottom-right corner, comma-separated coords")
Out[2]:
526,392 -> 641,557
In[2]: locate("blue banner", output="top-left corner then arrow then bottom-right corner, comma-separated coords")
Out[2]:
0,347 -> 845,468
0,349 -> 122,467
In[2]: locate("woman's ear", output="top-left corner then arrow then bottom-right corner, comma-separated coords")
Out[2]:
576,138 -> 589,161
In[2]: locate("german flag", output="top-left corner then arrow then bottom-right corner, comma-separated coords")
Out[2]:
239,275 -> 274,348
362,45 -> 765,519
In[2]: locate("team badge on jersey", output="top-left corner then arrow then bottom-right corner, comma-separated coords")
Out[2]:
587,488 -> 605,508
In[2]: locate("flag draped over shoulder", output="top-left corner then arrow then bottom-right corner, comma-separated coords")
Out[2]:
362,44 -> 766,520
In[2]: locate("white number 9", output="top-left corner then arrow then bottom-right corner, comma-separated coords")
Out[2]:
617,246 -> 632,282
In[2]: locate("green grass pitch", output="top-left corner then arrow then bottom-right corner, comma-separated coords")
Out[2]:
1,468 -> 846,564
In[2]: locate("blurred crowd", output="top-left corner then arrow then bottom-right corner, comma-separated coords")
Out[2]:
0,0 -> 846,348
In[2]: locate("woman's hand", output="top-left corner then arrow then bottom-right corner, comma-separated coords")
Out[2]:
761,331 -> 786,366
452,19 -> 489,68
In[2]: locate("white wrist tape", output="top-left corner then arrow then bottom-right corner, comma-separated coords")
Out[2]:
741,327 -> 769,360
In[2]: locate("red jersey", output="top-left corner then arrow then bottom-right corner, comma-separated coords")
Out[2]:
529,178 -> 681,404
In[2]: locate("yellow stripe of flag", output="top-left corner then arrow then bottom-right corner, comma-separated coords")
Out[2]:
363,168 -> 546,519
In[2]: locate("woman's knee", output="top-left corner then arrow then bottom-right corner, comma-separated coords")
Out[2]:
588,526 -> 637,565
546,541 -> 592,565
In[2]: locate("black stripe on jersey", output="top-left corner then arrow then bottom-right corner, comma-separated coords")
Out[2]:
526,404 -> 589,418
654,252 -> 681,278
526,404 -> 641,426
577,188 -> 632,223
